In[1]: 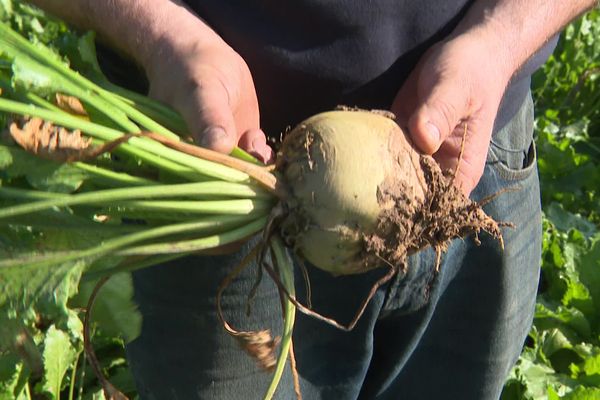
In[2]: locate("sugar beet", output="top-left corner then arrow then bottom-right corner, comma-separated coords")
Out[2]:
278,109 -> 503,275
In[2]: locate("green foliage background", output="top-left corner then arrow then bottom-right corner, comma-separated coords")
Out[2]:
0,2 -> 598,399
0,3 -> 141,399
501,9 -> 600,400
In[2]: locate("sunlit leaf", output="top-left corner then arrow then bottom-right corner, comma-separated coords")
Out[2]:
39,325 -> 78,399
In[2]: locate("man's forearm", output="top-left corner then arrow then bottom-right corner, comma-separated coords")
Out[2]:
27,0 -> 223,66
453,0 -> 597,80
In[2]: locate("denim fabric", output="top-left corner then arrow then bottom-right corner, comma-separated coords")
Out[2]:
126,94 -> 541,400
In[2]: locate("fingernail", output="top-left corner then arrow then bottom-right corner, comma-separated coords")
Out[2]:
263,146 -> 275,164
251,137 -> 273,164
200,126 -> 227,149
426,122 -> 440,144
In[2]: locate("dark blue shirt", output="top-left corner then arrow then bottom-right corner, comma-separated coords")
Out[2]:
108,1 -> 557,136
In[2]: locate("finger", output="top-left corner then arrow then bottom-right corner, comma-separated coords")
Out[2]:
434,114 -> 495,196
434,131 -> 480,195
408,85 -> 468,155
460,120 -> 495,195
179,78 -> 239,154
238,129 -> 274,164
391,79 -> 418,126
391,46 -> 438,126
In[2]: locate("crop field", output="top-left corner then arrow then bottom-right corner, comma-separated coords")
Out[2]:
501,9 -> 600,400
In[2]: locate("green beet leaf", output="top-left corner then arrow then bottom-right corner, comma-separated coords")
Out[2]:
71,273 -> 142,344
562,386 -> 600,400
39,325 -> 78,400
0,353 -> 25,399
26,162 -> 88,193
577,236 -> 600,323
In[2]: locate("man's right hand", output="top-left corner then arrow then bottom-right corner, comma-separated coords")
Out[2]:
143,36 -> 273,163
28,0 -> 273,163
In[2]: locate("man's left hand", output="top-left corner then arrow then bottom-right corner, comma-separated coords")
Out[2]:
392,33 -> 512,196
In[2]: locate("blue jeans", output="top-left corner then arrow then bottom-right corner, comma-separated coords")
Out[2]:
125,94 -> 542,399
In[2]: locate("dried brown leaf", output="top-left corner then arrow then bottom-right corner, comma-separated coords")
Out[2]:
9,117 -> 92,162
233,329 -> 280,371
54,94 -> 88,117
9,117 -> 135,162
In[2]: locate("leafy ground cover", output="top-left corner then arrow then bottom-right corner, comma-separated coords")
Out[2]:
0,1 -> 598,399
0,2 -> 142,399
501,9 -> 600,400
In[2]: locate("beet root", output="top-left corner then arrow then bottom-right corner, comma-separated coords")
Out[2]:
278,109 -> 503,275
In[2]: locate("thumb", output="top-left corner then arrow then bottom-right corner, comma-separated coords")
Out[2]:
408,89 -> 467,155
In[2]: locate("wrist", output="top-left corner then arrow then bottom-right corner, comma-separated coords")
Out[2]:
133,3 -> 226,69
448,13 -> 519,84
72,0 -> 225,72
442,29 -> 516,91
449,0 -> 597,83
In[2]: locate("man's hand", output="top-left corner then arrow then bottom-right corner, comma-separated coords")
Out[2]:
392,34 -> 510,196
393,0 -> 597,196
144,38 -> 273,163
28,0 -> 273,163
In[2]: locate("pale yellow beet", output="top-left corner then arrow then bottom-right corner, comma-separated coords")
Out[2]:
279,110 -> 426,274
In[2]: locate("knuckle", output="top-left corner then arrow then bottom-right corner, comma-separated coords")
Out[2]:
431,99 -> 460,134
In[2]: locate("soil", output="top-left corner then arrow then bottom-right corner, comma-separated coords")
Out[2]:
365,155 -> 504,272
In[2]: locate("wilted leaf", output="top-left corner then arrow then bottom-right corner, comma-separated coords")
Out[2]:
54,93 -> 87,116
10,117 -> 92,162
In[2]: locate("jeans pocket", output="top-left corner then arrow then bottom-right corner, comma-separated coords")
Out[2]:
487,93 -> 537,181
488,139 -> 537,181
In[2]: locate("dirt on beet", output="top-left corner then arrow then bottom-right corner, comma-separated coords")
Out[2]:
364,154 -> 504,272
